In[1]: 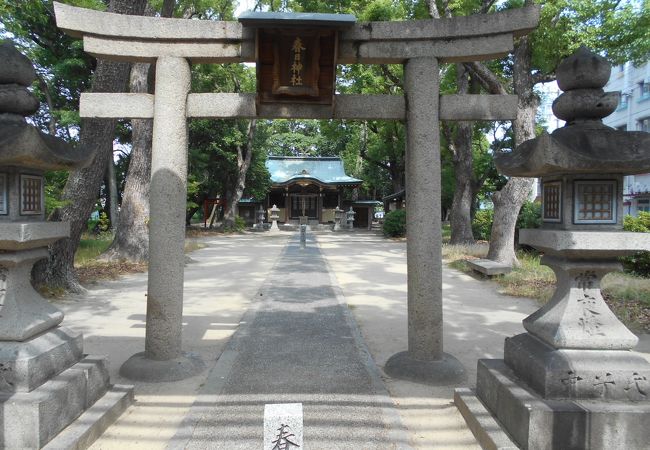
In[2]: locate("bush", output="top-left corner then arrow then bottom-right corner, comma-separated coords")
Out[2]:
383,209 -> 406,237
517,201 -> 542,230
472,209 -> 494,241
223,216 -> 247,232
622,212 -> 650,277
471,201 -> 541,242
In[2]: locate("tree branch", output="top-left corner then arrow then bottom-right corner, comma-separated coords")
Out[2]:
479,0 -> 497,14
380,65 -> 402,88
532,72 -> 557,85
37,74 -> 57,135
464,61 -> 508,95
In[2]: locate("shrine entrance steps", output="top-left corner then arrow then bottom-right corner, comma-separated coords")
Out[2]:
168,231 -> 411,449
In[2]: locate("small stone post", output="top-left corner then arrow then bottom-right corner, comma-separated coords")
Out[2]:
120,56 -> 204,381
384,57 -> 464,384
346,206 -> 356,230
269,204 -> 280,232
300,224 -> 307,249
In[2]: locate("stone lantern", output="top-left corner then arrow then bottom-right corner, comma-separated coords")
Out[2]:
256,204 -> 265,229
0,42 -> 132,447
457,47 -> 650,450
346,206 -> 356,230
333,205 -> 343,231
269,203 -> 280,232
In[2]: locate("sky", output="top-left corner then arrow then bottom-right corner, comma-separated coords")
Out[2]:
235,0 -> 257,16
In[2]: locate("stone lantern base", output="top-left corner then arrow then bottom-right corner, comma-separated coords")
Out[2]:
456,357 -> 650,450
0,223 -> 133,448
0,327 -> 133,448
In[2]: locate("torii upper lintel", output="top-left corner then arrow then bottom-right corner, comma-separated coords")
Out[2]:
53,2 -> 540,64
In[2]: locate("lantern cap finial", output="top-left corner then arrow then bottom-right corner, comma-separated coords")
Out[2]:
556,46 -> 611,91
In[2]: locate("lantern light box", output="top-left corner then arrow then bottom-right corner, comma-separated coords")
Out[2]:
0,170 -> 45,221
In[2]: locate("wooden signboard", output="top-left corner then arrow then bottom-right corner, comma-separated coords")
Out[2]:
257,29 -> 337,105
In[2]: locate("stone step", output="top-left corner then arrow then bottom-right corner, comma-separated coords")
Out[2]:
0,355 -> 111,448
43,385 -> 134,450
454,388 -> 518,450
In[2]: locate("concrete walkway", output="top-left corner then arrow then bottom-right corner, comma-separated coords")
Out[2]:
54,230 -> 650,449
168,233 -> 410,449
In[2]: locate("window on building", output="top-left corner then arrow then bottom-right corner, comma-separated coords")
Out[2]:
619,93 -> 629,109
641,81 -> 650,99
638,199 -> 650,212
639,117 -> 650,133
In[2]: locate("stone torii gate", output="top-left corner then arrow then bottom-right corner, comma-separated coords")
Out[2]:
54,2 -> 540,383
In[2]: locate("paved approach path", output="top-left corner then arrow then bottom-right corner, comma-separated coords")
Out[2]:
169,232 -> 411,449
57,229 -> 649,449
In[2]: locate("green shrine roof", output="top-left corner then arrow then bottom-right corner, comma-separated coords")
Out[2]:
238,11 -> 356,28
266,156 -> 362,186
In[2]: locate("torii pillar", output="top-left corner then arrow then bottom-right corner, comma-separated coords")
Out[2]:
119,56 -> 206,381
382,57 -> 465,383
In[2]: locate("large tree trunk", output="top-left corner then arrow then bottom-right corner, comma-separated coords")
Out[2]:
448,121 -> 476,244
33,0 -> 148,292
486,26 -> 537,265
105,158 -> 119,229
102,63 -> 153,262
223,120 -> 257,229
447,64 -> 476,244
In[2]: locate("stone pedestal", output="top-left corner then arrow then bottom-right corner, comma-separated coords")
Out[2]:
0,247 -> 64,341
0,328 -> 133,448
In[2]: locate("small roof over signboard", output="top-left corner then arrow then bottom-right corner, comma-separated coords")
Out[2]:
266,156 -> 362,187
238,11 -> 356,28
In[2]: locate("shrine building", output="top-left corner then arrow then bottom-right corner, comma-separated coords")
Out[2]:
264,156 -> 362,224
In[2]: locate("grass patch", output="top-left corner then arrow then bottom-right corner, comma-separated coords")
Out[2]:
442,223 -> 451,243
76,261 -> 147,285
185,240 -> 207,253
75,233 -> 113,266
442,242 -> 488,263
74,232 -> 146,286
602,272 -> 650,333
72,233 -> 206,287
494,252 -> 556,303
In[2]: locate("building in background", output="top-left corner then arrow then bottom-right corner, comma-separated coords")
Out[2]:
602,60 -> 650,216
265,156 -> 362,224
